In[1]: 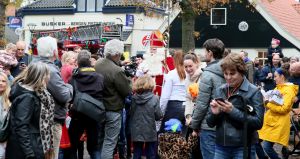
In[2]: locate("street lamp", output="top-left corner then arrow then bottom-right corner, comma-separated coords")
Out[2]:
115,18 -> 123,40
27,23 -> 37,33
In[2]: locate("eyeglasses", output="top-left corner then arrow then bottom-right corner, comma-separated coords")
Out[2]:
17,49 -> 24,51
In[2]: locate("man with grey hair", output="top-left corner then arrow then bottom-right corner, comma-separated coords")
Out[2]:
11,41 -> 31,77
240,50 -> 254,83
95,39 -> 131,159
33,36 -> 73,159
290,56 -> 299,64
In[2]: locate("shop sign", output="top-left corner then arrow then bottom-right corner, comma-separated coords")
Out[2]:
9,17 -> 22,28
126,14 -> 134,27
41,21 -> 114,27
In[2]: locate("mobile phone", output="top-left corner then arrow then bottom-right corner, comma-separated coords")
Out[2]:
20,62 -> 25,66
215,98 -> 225,103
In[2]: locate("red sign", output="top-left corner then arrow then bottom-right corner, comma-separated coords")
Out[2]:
141,32 -> 164,47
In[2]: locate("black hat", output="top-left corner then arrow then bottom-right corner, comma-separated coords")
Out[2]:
136,54 -> 143,59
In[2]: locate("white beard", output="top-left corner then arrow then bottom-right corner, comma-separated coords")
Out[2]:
143,53 -> 165,76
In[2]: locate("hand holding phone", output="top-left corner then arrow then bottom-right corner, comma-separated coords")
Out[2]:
19,62 -> 27,70
215,97 -> 225,103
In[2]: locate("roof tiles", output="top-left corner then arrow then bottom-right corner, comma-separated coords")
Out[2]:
260,0 -> 300,41
26,0 -> 74,9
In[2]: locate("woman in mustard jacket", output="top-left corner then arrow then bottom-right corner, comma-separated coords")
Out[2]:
259,67 -> 298,159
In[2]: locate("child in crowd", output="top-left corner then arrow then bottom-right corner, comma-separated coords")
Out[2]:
0,44 -> 18,85
61,51 -> 77,83
158,119 -> 198,159
130,75 -> 163,159
267,38 -> 283,63
3,43 -> 17,55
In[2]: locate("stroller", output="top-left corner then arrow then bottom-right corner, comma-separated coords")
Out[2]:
286,110 -> 300,158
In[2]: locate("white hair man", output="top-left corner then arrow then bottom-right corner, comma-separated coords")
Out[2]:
95,39 -> 131,159
10,41 -> 32,77
34,36 -> 73,159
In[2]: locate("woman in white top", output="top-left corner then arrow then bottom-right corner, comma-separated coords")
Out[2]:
159,50 -> 186,133
0,72 -> 11,159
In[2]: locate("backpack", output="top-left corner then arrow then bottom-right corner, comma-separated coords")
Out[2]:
72,81 -> 105,123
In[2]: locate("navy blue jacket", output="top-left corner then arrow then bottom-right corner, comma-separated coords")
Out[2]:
259,64 -> 279,91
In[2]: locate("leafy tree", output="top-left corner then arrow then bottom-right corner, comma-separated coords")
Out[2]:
0,0 -> 8,49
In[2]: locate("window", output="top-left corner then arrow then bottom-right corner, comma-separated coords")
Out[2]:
210,8 -> 227,25
87,0 -> 96,11
96,0 -> 104,11
77,0 -> 86,11
258,51 -> 268,65
77,0 -> 104,12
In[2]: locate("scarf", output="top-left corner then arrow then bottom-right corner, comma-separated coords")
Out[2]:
36,89 -> 55,159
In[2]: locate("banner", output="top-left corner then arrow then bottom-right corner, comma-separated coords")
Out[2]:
9,17 -> 22,28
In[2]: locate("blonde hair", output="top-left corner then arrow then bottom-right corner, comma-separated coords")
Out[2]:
133,75 -> 155,94
0,72 -> 11,110
5,43 -> 17,53
61,51 -> 76,64
14,62 -> 50,91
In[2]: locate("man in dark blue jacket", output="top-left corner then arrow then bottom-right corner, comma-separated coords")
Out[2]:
259,54 -> 281,91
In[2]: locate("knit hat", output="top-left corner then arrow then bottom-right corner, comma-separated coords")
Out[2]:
164,118 -> 182,133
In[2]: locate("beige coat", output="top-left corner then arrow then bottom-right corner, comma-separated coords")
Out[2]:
184,68 -> 202,117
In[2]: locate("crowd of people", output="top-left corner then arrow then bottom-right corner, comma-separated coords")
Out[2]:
0,36 -> 299,159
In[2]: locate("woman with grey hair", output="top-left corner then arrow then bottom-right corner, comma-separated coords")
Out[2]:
6,62 -> 55,159
69,50 -> 104,159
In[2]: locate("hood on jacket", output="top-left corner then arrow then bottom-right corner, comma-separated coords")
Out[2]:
9,83 -> 35,102
133,91 -> 154,105
277,82 -> 299,97
73,67 -> 100,85
204,60 -> 224,78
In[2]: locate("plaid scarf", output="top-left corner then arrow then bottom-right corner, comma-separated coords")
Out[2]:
36,89 -> 55,159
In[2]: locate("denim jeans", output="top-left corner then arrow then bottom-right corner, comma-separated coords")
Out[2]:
133,142 -> 156,159
214,144 -> 256,159
117,109 -> 127,159
100,111 -> 122,159
200,130 -> 216,159
255,141 -> 267,159
262,141 -> 281,159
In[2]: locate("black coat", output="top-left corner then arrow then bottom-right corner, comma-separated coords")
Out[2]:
130,92 -> 162,142
6,83 -> 44,159
267,46 -> 283,62
206,78 -> 265,147
69,67 -> 104,119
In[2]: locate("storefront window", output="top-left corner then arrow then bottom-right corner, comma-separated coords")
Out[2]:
77,0 -> 86,12
96,0 -> 104,11
77,0 -> 103,12
87,0 -> 96,11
